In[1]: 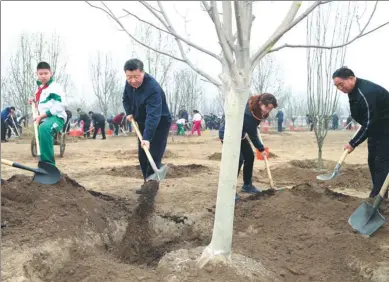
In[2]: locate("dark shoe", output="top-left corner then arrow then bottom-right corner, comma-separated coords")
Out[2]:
102,137 -> 106,140
241,184 -> 261,194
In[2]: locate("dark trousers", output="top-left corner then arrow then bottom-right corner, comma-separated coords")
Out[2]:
277,120 -> 283,132
114,124 -> 119,136
368,135 -> 389,198
83,123 -> 91,138
1,118 -> 6,140
238,138 -> 255,185
138,118 -> 171,180
93,122 -> 106,139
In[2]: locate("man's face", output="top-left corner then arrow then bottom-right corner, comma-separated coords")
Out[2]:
333,76 -> 356,93
125,69 -> 144,88
10,109 -> 15,115
260,103 -> 274,116
37,68 -> 52,85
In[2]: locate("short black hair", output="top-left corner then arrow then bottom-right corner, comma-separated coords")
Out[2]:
37,61 -> 51,71
88,111 -> 93,115
10,106 -> 15,111
124,59 -> 144,72
332,67 -> 355,79
77,108 -> 81,112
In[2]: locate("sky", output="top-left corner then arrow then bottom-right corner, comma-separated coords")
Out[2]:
1,1 -> 389,113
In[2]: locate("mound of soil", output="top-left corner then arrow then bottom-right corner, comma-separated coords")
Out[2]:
233,184 -> 389,281
268,152 -> 278,158
104,164 -> 210,179
1,174 -> 132,246
255,160 -> 372,191
208,152 -> 221,160
208,152 -> 278,161
115,149 -> 178,159
1,175 -> 203,281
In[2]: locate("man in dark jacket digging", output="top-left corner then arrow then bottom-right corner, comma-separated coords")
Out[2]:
89,111 -> 106,140
122,58 -> 172,194
77,108 -> 91,138
333,67 -> 389,198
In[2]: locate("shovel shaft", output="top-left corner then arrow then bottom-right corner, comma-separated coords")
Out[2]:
263,155 -> 275,188
257,127 -> 275,188
31,103 -> 41,156
338,150 -> 349,165
379,173 -> 389,198
1,158 -> 38,174
131,120 -> 159,173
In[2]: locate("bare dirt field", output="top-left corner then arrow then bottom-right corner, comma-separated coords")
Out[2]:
1,129 -> 388,282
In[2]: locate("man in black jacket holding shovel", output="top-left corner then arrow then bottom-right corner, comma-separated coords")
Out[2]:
122,59 -> 172,194
333,67 -> 389,198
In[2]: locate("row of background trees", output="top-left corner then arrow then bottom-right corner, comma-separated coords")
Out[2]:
1,26 -> 336,123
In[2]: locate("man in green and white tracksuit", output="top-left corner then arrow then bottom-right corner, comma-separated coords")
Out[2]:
29,61 -> 67,165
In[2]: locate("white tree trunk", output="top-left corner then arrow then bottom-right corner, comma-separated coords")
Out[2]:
198,83 -> 249,266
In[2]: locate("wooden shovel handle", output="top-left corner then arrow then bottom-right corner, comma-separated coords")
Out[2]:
131,120 -> 159,173
379,173 -> 389,198
257,127 -> 275,189
31,103 -> 41,156
338,150 -> 349,165
1,159 -> 14,166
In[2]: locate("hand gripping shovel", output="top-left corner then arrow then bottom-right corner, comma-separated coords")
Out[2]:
31,103 -> 61,184
348,173 -> 389,236
316,150 -> 348,181
131,120 -> 168,182
1,158 -> 61,185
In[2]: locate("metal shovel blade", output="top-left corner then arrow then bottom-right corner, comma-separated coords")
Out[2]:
348,201 -> 387,236
32,161 -> 62,185
146,164 -> 168,182
317,164 -> 341,181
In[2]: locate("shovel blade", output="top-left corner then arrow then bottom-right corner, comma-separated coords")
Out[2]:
316,171 -> 337,181
348,202 -> 387,236
146,164 -> 168,182
32,161 -> 62,185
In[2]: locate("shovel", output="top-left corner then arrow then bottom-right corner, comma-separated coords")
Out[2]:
257,128 -> 276,190
31,103 -> 61,184
348,173 -> 389,236
316,150 -> 349,181
131,120 -> 168,182
317,126 -> 361,181
1,158 -> 61,185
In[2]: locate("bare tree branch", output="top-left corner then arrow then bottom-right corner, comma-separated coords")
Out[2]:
269,1 -> 388,52
250,1 -> 328,71
122,8 -> 222,61
234,1 -> 244,48
86,1 -> 185,63
158,2 -> 222,86
209,1 -> 235,69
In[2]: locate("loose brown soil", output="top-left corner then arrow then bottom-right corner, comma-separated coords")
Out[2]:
232,184 -> 389,282
115,149 -> 178,159
103,164 -> 210,179
2,130 -> 389,281
254,159 -> 372,191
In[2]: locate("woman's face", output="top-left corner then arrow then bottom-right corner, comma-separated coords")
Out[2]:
260,103 -> 274,116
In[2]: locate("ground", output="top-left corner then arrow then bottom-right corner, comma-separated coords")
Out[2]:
1,129 -> 388,282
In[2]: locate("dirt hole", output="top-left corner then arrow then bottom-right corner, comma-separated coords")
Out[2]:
103,164 -> 210,179
254,160 -> 372,191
